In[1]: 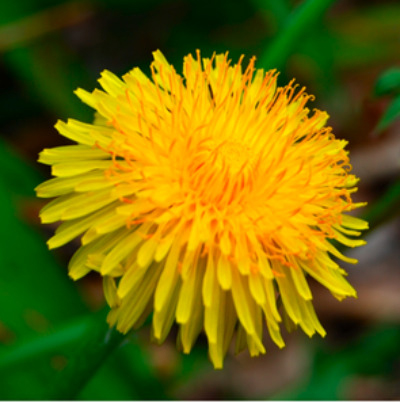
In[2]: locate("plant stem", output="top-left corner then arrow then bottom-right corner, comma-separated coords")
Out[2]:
259,0 -> 337,69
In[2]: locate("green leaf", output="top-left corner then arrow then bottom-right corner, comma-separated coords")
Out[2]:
0,316 -> 91,371
362,179 -> 400,230
259,0 -> 337,70
0,140 -> 87,336
46,309 -> 125,400
0,138 -> 88,399
375,95 -> 400,132
249,0 -> 291,28
0,1 -> 95,120
374,68 -> 400,97
274,324 -> 400,400
4,42 -> 93,121
47,309 -> 167,400
0,138 -> 42,196
79,340 -> 167,400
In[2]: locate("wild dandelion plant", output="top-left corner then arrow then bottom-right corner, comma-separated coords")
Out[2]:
36,51 -> 367,368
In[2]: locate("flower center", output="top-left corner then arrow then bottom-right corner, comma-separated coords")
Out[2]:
214,140 -> 254,173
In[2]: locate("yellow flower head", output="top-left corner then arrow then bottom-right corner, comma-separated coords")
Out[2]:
36,50 -> 367,368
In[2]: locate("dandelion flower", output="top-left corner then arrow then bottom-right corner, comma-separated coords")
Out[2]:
36,50 -> 368,368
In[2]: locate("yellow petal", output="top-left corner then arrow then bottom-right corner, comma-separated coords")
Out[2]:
176,265 -> 198,324
341,214 -> 369,230
100,228 -> 143,275
116,263 -> 161,333
38,145 -> 108,165
231,268 -> 256,335
154,239 -> 181,312
248,272 -> 266,305
288,262 -> 312,301
103,276 -> 120,308
202,252 -> 215,308
217,254 -> 232,290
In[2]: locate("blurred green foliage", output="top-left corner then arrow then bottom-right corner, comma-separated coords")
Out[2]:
373,68 -> 400,133
0,0 -> 399,399
374,68 -> 400,97
275,324 -> 400,400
